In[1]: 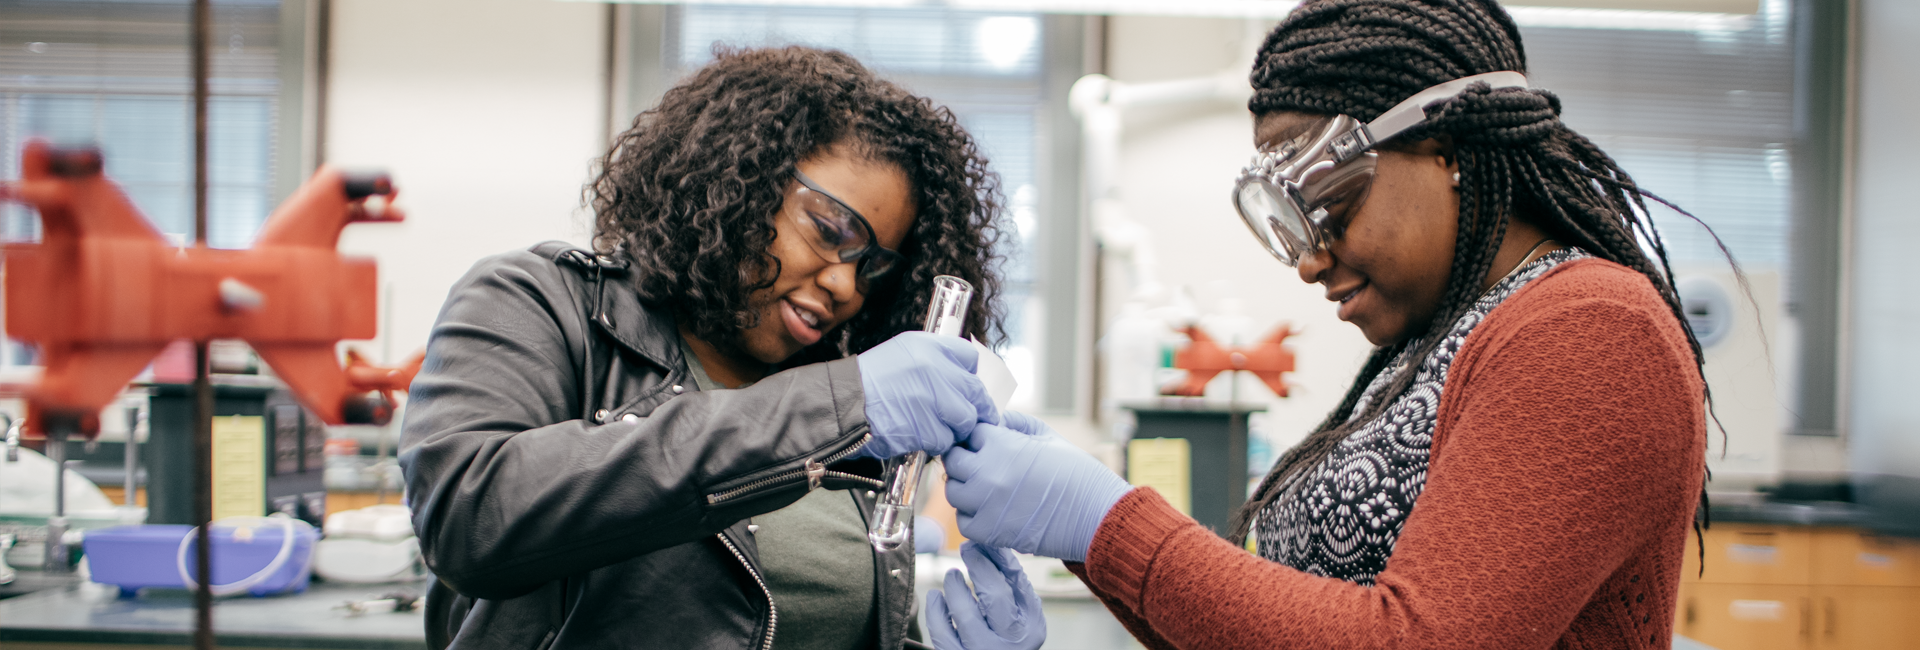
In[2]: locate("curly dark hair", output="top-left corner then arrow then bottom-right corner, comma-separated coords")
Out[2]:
588,46 -> 1006,362
1228,0 -> 1740,547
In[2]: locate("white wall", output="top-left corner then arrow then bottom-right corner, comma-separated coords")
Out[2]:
1846,0 -> 1920,481
325,0 -> 607,362
1098,17 -> 1375,453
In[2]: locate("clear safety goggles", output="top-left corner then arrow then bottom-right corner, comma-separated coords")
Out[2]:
789,170 -> 905,294
1233,71 -> 1530,267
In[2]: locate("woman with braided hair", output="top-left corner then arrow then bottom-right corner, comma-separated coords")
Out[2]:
927,1 -> 1721,648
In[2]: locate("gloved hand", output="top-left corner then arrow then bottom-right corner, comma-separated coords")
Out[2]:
926,541 -> 1047,650
855,332 -> 999,460
942,414 -> 1132,562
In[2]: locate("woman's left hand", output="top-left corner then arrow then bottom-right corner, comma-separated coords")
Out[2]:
926,542 -> 1047,650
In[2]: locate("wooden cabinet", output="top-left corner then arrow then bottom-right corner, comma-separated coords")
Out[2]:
1676,524 -> 1920,650
1678,583 -> 1815,650
1682,523 -> 1814,585
1811,586 -> 1920,649
1812,529 -> 1920,588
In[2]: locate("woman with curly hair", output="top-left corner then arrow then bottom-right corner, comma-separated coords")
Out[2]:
930,1 -> 1726,648
400,46 -> 1010,650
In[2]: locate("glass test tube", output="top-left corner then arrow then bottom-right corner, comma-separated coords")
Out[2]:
868,275 -> 973,551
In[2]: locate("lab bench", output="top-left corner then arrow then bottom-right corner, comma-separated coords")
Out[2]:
0,579 -> 428,650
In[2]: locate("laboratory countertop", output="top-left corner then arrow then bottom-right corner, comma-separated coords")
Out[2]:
0,578 -> 428,649
0,571 -> 84,600
1706,499 -> 1871,528
3,569 -> 1722,650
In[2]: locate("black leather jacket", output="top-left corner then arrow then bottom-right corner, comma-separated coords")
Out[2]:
400,242 -> 918,650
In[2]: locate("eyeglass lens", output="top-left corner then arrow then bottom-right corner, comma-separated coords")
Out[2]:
788,179 -> 904,292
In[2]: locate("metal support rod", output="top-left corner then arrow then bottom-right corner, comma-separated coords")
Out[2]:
374,283 -> 393,505
193,0 -> 210,248
314,0 -> 332,169
43,426 -> 69,573
124,406 -> 140,507
192,342 -> 215,650
48,431 -> 64,521
191,0 -> 215,646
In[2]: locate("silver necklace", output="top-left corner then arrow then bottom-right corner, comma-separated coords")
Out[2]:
1481,237 -> 1557,298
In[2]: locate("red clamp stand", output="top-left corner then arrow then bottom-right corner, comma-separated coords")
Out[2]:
1161,323 -> 1298,398
2,141 -> 415,438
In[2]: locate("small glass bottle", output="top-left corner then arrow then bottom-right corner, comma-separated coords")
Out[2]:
868,275 -> 973,551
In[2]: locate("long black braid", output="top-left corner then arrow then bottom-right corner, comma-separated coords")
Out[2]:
1227,0 -> 1739,554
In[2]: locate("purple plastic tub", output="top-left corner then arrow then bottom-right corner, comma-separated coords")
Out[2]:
84,521 -> 317,598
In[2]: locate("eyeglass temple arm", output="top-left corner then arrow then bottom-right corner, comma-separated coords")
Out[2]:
1362,71 -> 1531,145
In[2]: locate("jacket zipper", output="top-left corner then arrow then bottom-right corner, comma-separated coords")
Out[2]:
821,470 -> 884,491
716,532 -> 777,650
705,433 -> 872,504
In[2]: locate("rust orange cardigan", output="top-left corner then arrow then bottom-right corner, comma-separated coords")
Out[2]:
1068,259 -> 1707,650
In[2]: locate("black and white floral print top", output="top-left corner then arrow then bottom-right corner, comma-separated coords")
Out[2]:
1255,247 -> 1591,585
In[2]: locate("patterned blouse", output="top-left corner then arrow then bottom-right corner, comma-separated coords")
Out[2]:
1256,247 -> 1590,585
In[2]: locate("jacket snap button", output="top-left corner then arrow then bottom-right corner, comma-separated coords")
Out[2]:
747,524 -> 760,534
621,413 -> 640,423
890,569 -> 902,578
594,409 -> 609,423
671,385 -> 684,394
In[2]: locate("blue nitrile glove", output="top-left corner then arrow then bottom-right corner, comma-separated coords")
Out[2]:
942,414 -> 1132,562
925,541 -> 1046,650
914,516 -> 946,555
855,332 -> 1000,460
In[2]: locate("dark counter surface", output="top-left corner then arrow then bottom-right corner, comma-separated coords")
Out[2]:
0,578 -> 427,649
1706,499 -> 1870,528
0,571 -> 84,601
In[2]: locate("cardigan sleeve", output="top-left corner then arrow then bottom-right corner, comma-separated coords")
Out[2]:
1064,561 -> 1180,650
1072,292 -> 1705,650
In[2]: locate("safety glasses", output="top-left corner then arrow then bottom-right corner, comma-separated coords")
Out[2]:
789,170 -> 906,294
1232,71 -> 1530,267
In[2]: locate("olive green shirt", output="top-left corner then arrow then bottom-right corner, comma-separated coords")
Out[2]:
680,339 -> 879,650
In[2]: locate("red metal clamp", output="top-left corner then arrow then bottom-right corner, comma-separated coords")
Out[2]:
2,140 -> 411,436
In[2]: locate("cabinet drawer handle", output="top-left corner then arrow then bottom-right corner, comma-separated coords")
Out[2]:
1800,597 -> 1812,637
1824,596 -> 1836,638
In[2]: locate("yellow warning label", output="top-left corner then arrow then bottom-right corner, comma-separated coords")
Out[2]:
211,415 -> 265,521
1126,438 -> 1190,517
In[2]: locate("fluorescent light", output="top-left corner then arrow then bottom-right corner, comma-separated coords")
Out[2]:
591,0 -> 924,7
579,0 -> 1755,31
578,0 -> 1302,17
976,16 -> 1038,70
1505,6 -> 1753,31
945,0 -> 1300,18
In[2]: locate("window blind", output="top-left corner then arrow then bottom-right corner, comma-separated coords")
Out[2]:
1520,1 -> 1794,270
0,0 -> 283,249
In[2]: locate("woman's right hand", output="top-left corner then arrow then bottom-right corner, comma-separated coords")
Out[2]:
942,413 -> 1132,563
855,332 -> 1000,460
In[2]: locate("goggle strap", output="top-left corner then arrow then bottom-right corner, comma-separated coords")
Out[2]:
1362,70 -> 1530,145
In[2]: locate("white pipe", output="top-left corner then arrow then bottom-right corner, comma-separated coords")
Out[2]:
1072,20 -> 1261,293
1069,20 -> 1268,420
